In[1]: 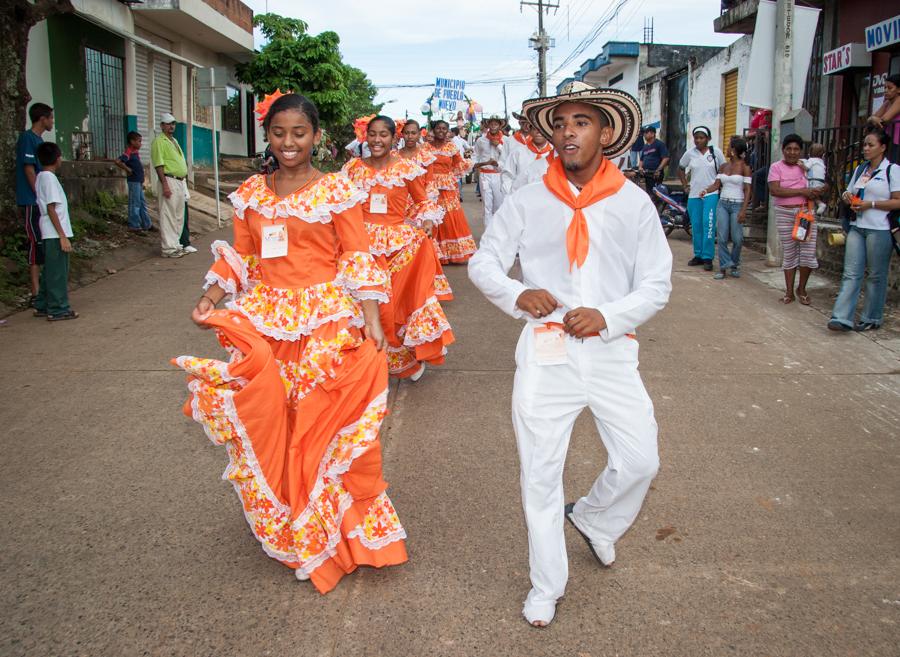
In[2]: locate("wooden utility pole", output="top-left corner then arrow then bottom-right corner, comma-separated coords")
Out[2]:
522,0 -> 558,97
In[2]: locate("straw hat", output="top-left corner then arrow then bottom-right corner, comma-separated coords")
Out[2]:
523,81 -> 642,158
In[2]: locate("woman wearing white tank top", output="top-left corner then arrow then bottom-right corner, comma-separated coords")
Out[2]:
701,136 -> 752,279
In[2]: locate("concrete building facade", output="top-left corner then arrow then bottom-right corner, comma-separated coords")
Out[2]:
24,0 -> 256,185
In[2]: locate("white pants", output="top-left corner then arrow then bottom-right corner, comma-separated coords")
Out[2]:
512,326 -> 659,619
158,177 -> 186,255
480,171 -> 504,227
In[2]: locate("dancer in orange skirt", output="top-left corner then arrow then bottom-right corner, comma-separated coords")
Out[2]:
398,119 -> 454,300
174,93 -> 407,594
343,115 -> 454,381
422,120 -> 476,264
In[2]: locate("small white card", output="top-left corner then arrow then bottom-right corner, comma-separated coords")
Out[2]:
369,193 -> 388,214
260,223 -> 288,259
533,323 -> 567,366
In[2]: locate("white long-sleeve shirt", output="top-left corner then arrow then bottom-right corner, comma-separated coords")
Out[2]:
511,156 -> 551,192
474,135 -> 503,169
468,176 -> 672,341
502,145 -> 552,193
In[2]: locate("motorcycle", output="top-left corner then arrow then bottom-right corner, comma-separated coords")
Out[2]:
653,183 -> 691,237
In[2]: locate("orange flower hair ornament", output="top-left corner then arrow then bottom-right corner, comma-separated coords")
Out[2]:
394,119 -> 407,140
255,90 -> 286,126
353,114 -> 376,143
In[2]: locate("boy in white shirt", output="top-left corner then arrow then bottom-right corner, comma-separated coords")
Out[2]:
799,142 -> 827,215
33,142 -> 78,321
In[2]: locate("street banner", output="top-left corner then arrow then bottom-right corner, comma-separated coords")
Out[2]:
434,78 -> 466,111
741,0 -> 821,110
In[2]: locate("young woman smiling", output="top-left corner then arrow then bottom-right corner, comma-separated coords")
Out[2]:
175,93 -> 408,593
343,115 -> 455,380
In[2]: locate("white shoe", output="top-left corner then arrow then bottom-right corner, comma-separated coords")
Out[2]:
565,503 -> 615,566
181,245 -> 198,254
162,249 -> 185,258
409,363 -> 426,382
294,568 -> 309,581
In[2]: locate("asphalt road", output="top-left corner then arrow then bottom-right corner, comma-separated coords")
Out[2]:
1,185 -> 898,657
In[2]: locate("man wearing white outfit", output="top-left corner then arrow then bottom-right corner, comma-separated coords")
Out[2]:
502,125 -> 553,194
468,82 -> 672,628
473,116 -> 506,226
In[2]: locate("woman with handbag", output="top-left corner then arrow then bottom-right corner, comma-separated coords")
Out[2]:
767,134 -> 825,305
828,128 -> 900,332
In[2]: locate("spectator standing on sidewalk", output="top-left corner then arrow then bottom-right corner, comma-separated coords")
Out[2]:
638,125 -> 669,194
868,74 -> 900,160
16,102 -> 54,305
828,128 -> 900,332
33,142 -> 77,321
679,126 -> 726,270
151,113 -> 193,258
701,136 -> 751,280
768,133 -> 823,306
115,131 -> 153,232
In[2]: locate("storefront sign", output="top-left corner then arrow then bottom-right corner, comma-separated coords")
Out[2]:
865,14 -> 900,52
822,43 -> 871,75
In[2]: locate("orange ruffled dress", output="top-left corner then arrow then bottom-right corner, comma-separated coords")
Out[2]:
422,141 -> 477,264
401,147 -> 454,300
173,172 -> 407,594
343,155 -> 455,378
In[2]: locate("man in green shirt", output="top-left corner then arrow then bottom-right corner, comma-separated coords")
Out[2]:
150,113 -> 193,257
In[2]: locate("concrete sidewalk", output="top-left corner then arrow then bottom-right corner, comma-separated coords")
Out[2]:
1,184 -> 897,657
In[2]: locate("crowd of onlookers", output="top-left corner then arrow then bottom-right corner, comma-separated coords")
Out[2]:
13,74 -> 900,329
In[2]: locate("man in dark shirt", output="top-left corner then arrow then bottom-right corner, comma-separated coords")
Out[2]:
115,131 -> 153,232
16,102 -> 54,304
638,125 -> 670,194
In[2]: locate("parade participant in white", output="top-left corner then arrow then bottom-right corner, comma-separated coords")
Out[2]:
473,116 -> 506,226
502,125 -> 553,194
469,82 -> 672,628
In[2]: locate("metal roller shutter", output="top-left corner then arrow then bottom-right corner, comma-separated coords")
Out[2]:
722,70 -> 738,146
153,57 -> 173,122
135,45 -> 151,163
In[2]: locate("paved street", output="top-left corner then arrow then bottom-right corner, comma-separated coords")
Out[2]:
1,186 -> 898,657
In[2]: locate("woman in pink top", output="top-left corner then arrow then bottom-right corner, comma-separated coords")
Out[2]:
767,133 -> 826,305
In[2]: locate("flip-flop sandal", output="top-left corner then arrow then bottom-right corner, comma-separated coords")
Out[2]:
564,503 -> 613,567
798,294 -> 811,306
780,295 -> 794,304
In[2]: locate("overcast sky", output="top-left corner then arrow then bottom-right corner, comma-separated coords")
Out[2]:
242,0 -> 739,126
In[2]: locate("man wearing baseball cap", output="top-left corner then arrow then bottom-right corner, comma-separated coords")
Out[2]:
469,81 -> 672,628
150,112 -> 191,258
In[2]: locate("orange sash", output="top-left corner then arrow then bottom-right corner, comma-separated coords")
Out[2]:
487,132 -> 504,147
526,136 -> 552,159
542,156 -> 625,271
514,132 -> 528,145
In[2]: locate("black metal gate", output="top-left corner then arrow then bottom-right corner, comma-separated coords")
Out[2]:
664,71 -> 688,177
85,47 -> 125,160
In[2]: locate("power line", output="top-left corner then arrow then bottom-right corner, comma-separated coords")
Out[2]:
549,0 -> 633,79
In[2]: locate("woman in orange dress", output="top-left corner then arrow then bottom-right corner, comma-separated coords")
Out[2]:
398,119 -> 453,300
343,115 -> 454,380
423,120 -> 477,264
174,93 -> 407,594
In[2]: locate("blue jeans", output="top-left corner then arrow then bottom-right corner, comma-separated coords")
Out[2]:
687,193 -> 719,260
830,227 -> 893,327
127,181 -> 151,230
716,199 -> 744,269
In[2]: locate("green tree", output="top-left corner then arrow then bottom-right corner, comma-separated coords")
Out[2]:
236,13 -> 382,150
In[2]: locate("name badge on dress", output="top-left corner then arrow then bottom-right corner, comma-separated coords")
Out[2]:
260,223 -> 288,259
370,193 -> 388,214
533,323 -> 567,366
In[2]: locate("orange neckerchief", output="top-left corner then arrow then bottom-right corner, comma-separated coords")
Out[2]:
542,156 -> 625,271
514,131 -> 528,145
487,131 -> 504,147
526,136 -> 552,159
